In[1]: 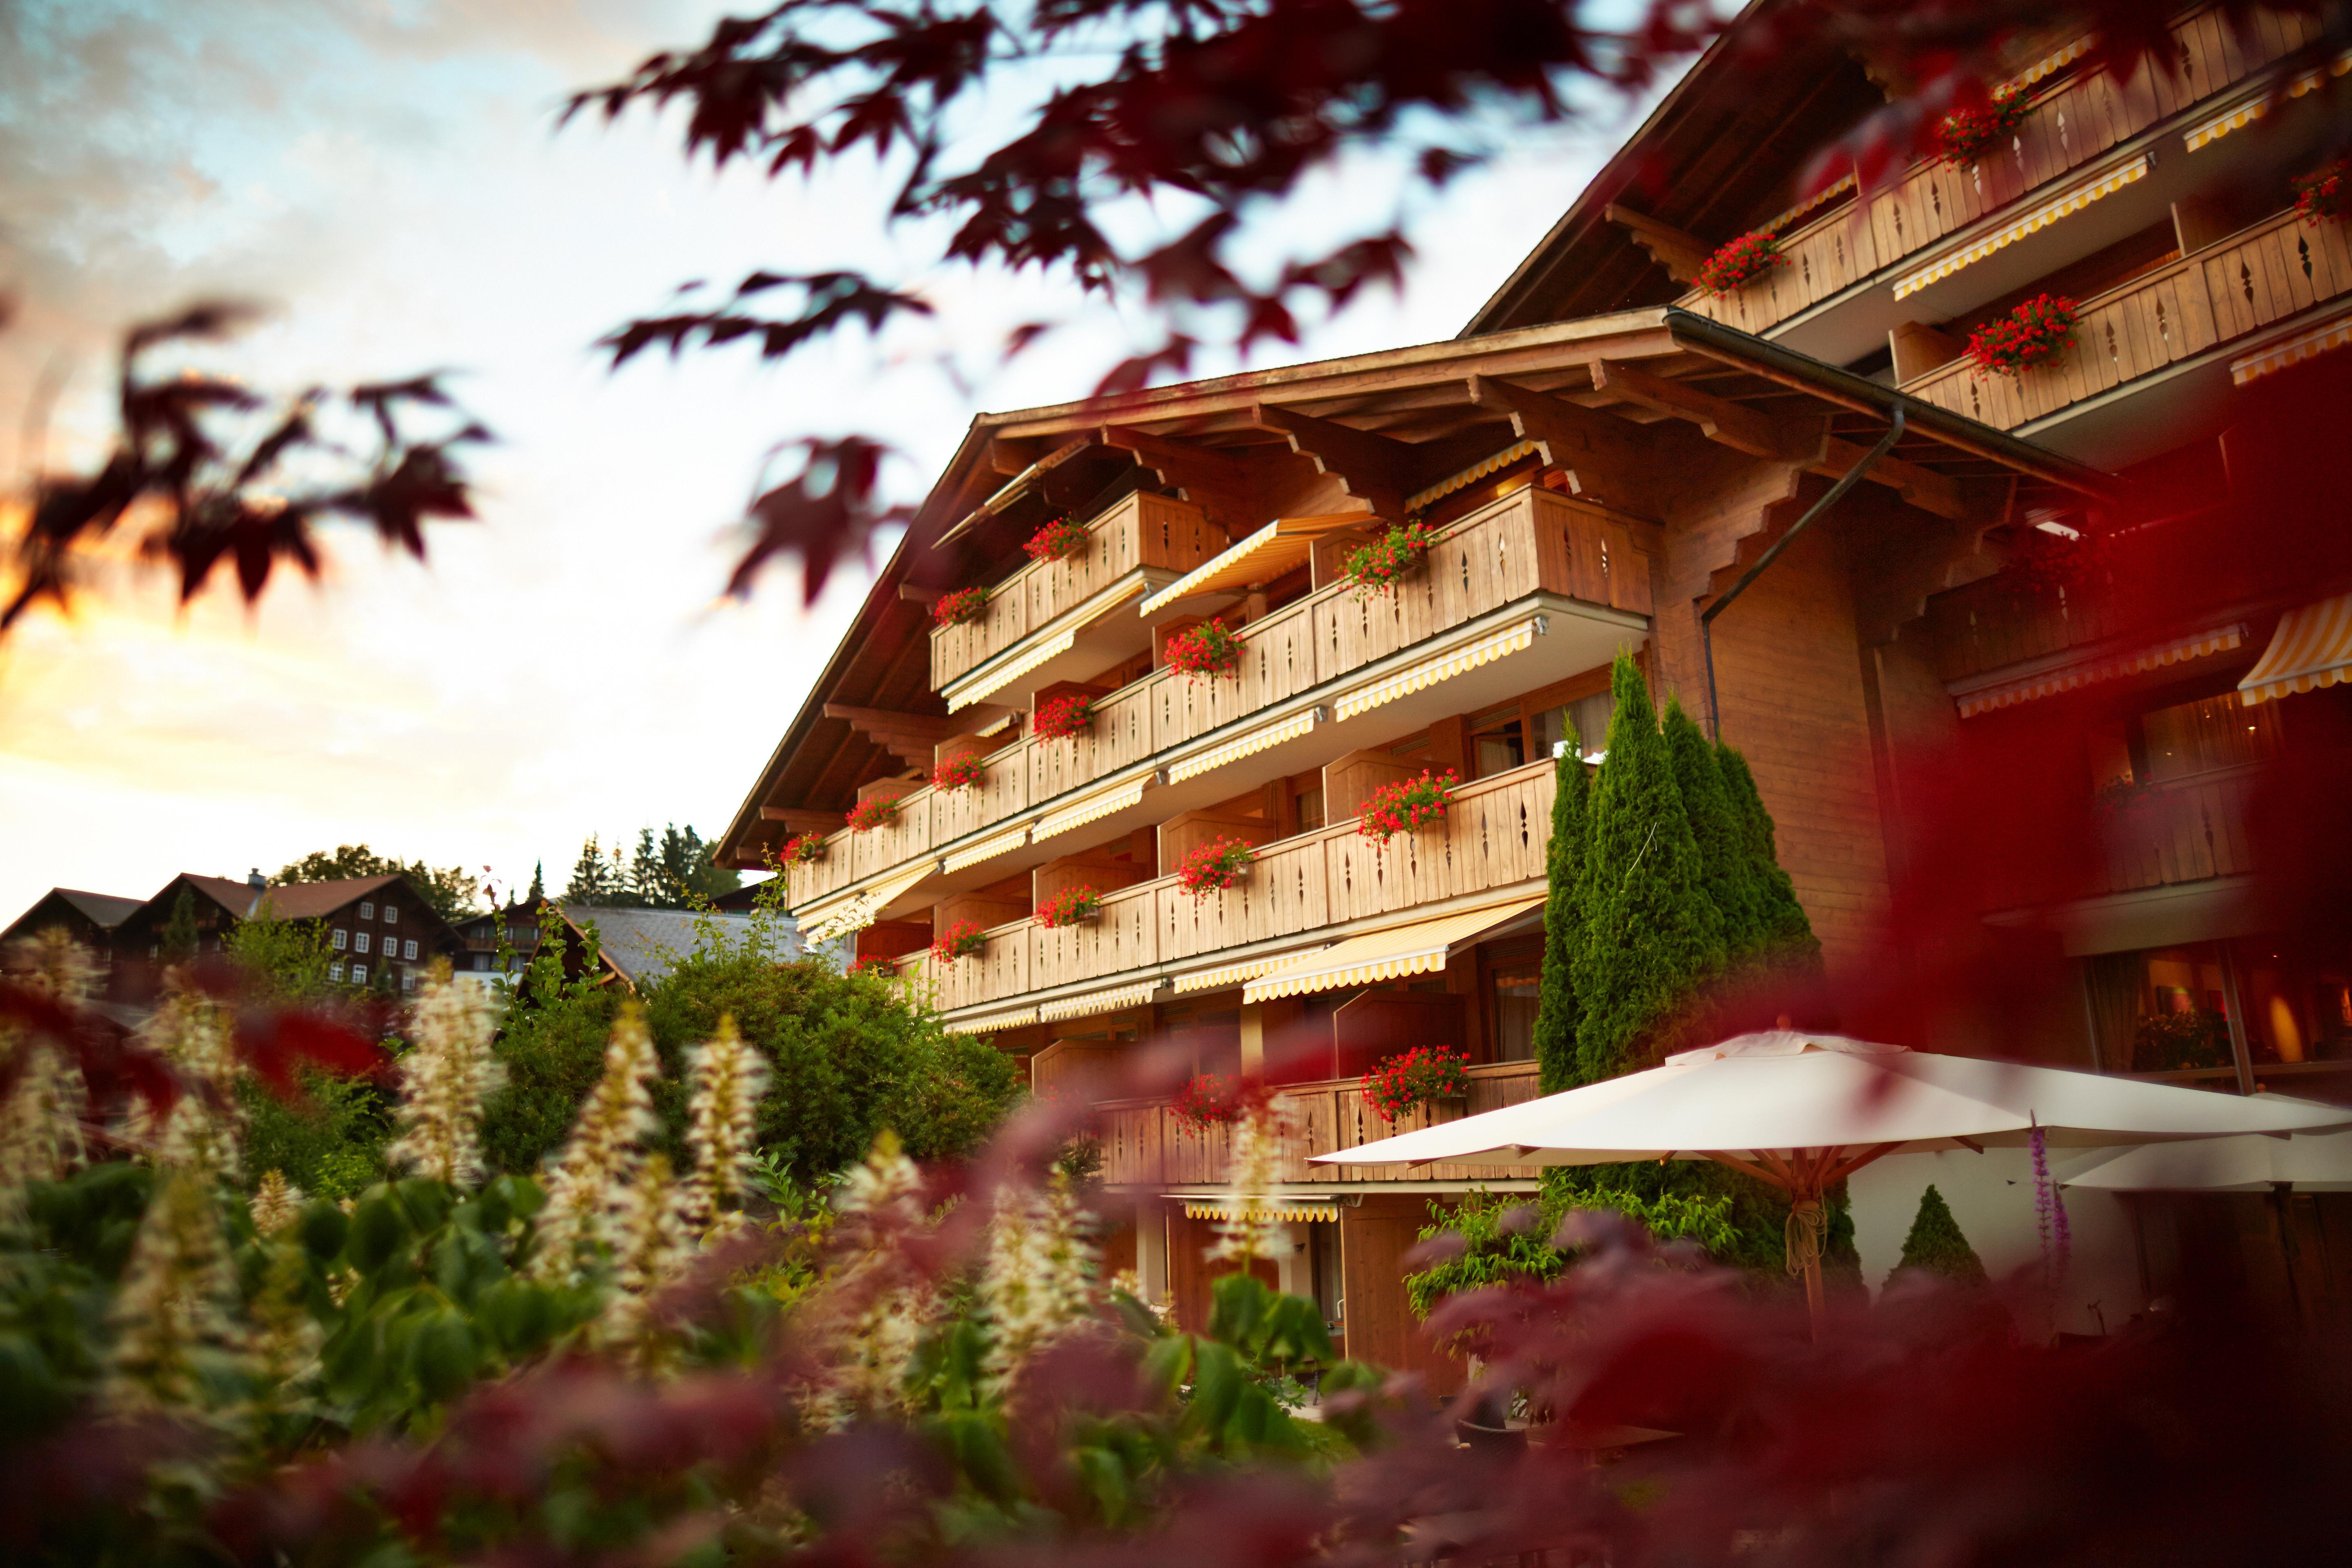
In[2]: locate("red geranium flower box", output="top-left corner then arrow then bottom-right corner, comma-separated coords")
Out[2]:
1357,768 -> 1461,842
1360,1044 -> 1471,1123
1695,230 -> 1786,296
1033,693 -> 1093,743
846,795 -> 902,833
931,921 -> 986,964
934,586 -> 988,627
1172,1072 -> 1242,1135
932,751 -> 987,791
1966,294 -> 2079,377
1024,514 -> 1090,564
1176,836 -> 1255,898
1164,618 -> 1243,680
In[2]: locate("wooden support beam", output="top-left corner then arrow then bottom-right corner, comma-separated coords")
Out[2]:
1250,403 -> 1412,520
1589,358 -> 1817,463
1817,434 -> 1966,519
822,703 -> 960,768
987,436 -> 1045,476
897,584 -> 942,607
1465,375 -> 1659,517
941,436 -> 1094,544
1099,424 -> 1261,533
1604,203 -> 1711,284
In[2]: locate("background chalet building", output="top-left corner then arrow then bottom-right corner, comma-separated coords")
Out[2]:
719,2 -> 2352,1364
4,870 -> 463,1007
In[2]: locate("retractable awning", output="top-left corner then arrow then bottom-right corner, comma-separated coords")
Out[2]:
1137,513 -> 1367,616
2239,593 -> 2352,706
1181,1199 -> 1339,1223
2232,310 -> 2352,385
1037,979 -> 1163,1022
1952,624 -> 2244,719
1243,896 -> 1545,1002
1894,156 -> 2149,301
1172,949 -> 1329,994
797,862 -> 932,943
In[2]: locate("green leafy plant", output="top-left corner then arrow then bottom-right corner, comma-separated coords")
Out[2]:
1888,1183 -> 1990,1288
1341,520 -> 1434,596
1403,1185 -> 1737,1320
2132,1008 -> 2233,1072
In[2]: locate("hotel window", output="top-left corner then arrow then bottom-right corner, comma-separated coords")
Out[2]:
1486,947 -> 1543,1062
359,902 -> 374,920
1294,785 -> 1325,832
473,953 -> 490,972
403,940 -> 418,960
2085,933 -> 2352,1075
354,932 -> 370,955
385,904 -> 399,924
350,964 -> 368,986
332,928 -> 347,951
329,961 -> 345,982
401,970 -> 417,992
2134,692 -> 2283,782
1469,701 -> 1526,778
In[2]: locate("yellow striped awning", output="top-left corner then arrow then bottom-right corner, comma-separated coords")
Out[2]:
946,579 -> 1150,711
1037,980 -> 1163,1022
1953,624 -> 2244,718
2232,311 -> 2352,385
941,825 -> 1029,874
2184,54 -> 2352,152
1893,156 -> 2148,301
2003,34 -> 2092,93
1138,514 -> 1368,616
1406,441 -> 1539,512
1760,171 -> 1858,238
1183,1200 -> 1338,1223
1035,777 -> 1151,840
1167,707 -> 1323,784
1334,617 -> 1543,721
943,1005 -> 1039,1036
798,862 -> 934,944
1172,949 -> 1329,994
1243,896 -> 1544,1003
2240,594 -> 2352,706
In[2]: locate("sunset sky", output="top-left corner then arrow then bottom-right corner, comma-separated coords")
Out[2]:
0,0 -> 1676,922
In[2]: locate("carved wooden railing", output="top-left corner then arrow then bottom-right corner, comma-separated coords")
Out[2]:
2099,768 -> 2259,895
889,757 -> 1558,1013
1678,7 -> 2326,339
1096,1060 -> 1547,1187
1927,572 -> 2131,685
929,490 -> 1227,693
1902,204 -> 2352,430
787,486 -> 1648,911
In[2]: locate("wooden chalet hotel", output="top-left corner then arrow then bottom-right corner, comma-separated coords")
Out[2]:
720,4 -> 2352,1365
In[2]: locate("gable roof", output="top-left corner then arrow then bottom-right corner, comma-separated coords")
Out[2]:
49,889 -> 143,928
557,905 -> 793,990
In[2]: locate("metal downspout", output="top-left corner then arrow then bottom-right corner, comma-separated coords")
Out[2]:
1700,408 -> 1907,742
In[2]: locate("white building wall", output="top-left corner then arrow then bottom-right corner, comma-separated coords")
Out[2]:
1850,1149 -> 2146,1338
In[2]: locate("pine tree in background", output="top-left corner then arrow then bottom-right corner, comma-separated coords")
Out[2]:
1715,742 -> 1822,970
527,861 -> 546,904
565,835 -> 619,905
1569,654 -> 1726,1084
1532,745 -> 1589,1094
160,889 -> 200,966
1889,1183 -> 1989,1287
1663,696 -> 1765,962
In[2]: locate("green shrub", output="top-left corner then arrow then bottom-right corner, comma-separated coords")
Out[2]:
240,1070 -> 394,1200
1889,1183 -> 1989,1288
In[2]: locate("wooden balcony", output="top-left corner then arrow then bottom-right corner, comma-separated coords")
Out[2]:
929,490 -> 1227,704
1679,7 -> 2322,341
1902,204 -> 2352,430
786,486 -> 1648,915
892,757 -> 1559,1018
1927,571 -> 2129,686
2098,768 -> 2258,896
1097,1060 -> 1548,1187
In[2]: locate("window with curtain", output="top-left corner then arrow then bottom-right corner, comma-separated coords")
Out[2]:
2138,693 -> 2283,781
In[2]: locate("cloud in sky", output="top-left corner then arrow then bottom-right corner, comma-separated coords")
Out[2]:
0,0 -> 1669,920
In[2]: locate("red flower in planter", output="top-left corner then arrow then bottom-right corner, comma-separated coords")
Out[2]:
934,586 -> 988,626
1360,1044 -> 1470,1123
1965,294 -> 2078,377
1357,768 -> 1461,842
780,832 -> 827,865
847,955 -> 900,979
1935,84 -> 2031,167
1176,836 -> 1255,898
1695,230 -> 1786,296
2294,158 -> 2350,225
846,795 -> 902,833
1171,1072 -> 1242,1135
1342,521 -> 1435,597
1023,514 -> 1090,563
1033,693 -> 1093,743
1035,885 -> 1101,929
932,751 -> 988,791
1164,618 -> 1243,680
931,921 -> 986,964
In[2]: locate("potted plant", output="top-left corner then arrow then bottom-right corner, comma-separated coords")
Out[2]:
1176,836 -> 1256,898
931,921 -> 987,964
2294,158 -> 2350,225
1357,768 -> 1461,842
934,586 -> 989,627
1360,1044 -> 1471,1123
846,795 -> 902,833
1342,520 -> 1435,597
932,751 -> 988,791
1036,884 -> 1102,929
1033,692 -> 1094,743
1695,229 -> 1787,296
847,955 -> 900,979
1171,1072 -> 1243,1136
1965,294 -> 2078,377
1164,618 -> 1244,680
780,831 -> 827,865
1024,514 -> 1090,564
1935,84 -> 2031,167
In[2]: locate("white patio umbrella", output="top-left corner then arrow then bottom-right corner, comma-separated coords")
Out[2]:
2059,1129 -> 2352,1193
1313,1032 -> 2352,1330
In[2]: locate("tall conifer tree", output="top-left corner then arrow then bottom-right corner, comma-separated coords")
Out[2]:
1663,696 -> 1765,963
1569,655 -> 1726,1084
1715,742 -> 1822,969
1532,745 -> 1589,1093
